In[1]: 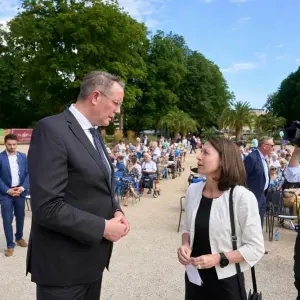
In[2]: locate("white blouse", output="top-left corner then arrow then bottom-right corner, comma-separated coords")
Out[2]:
183,182 -> 265,280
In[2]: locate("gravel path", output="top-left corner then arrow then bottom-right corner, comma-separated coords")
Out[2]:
0,151 -> 297,300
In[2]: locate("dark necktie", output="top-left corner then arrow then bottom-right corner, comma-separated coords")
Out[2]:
89,128 -> 111,181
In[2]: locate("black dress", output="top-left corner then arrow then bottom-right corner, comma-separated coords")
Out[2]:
185,196 -> 247,300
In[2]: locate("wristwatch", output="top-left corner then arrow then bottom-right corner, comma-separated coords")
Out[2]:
219,253 -> 229,268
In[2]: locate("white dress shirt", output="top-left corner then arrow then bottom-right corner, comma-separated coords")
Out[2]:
183,182 -> 264,280
7,152 -> 20,187
69,104 -> 96,147
258,150 -> 269,190
69,104 -> 110,168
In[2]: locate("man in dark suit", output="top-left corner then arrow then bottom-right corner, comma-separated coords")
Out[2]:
27,71 -> 130,300
244,136 -> 274,227
0,134 -> 29,257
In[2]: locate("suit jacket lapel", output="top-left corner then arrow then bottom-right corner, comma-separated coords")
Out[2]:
97,130 -> 114,187
255,150 -> 267,183
63,110 -> 111,191
3,152 -> 12,185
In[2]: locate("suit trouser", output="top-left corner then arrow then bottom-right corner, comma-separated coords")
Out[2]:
36,275 -> 103,300
258,196 -> 267,228
295,232 -> 300,300
0,195 -> 25,248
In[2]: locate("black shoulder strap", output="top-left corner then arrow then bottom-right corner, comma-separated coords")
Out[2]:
229,186 -> 258,293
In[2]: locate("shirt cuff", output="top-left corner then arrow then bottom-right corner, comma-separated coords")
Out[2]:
20,187 -> 25,192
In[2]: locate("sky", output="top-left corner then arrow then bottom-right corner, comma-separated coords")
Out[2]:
1,0 -> 300,109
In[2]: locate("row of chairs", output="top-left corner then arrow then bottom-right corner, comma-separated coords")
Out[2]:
265,190 -> 299,241
114,172 -> 161,205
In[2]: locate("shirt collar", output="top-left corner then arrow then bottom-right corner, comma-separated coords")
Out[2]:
6,151 -> 17,157
69,104 -> 97,130
257,149 -> 266,160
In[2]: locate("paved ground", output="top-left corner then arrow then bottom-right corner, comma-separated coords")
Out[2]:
0,149 -> 298,300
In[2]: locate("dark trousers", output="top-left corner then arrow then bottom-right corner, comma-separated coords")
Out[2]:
190,146 -> 196,154
0,195 -> 25,248
259,196 -> 267,228
36,276 -> 103,300
295,232 -> 300,300
185,273 -> 246,300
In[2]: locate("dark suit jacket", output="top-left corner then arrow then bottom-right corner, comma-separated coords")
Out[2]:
244,149 -> 268,205
0,151 -> 29,201
26,109 -> 121,286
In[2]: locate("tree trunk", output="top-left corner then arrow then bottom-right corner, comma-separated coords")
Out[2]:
235,128 -> 241,141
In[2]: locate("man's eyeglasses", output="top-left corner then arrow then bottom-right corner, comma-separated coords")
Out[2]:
97,90 -> 122,107
264,143 -> 275,148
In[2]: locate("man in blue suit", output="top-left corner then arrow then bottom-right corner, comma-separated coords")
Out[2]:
244,136 -> 274,227
0,134 -> 29,257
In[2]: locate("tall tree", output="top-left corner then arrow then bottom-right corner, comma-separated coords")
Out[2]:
265,67 -> 300,124
178,51 -> 232,129
255,112 -> 286,136
125,31 -> 188,132
220,101 -> 255,141
0,26 -> 34,128
158,108 -> 198,138
1,0 -> 148,124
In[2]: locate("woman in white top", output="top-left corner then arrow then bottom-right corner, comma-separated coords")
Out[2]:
177,137 -> 264,300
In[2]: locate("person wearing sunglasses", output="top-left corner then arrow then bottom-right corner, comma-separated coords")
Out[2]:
244,136 -> 274,228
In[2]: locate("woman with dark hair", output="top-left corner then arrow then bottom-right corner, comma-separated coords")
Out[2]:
177,137 -> 264,300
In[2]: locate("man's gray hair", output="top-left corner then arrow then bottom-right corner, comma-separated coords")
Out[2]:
258,136 -> 273,147
77,71 -> 125,100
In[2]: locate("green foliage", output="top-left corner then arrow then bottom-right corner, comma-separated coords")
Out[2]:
220,101 -> 255,141
158,108 -> 197,137
105,121 -> 115,135
0,0 -> 232,131
113,130 -> 123,142
265,67 -> 300,124
126,130 -> 136,143
255,112 -> 286,136
0,0 -> 147,125
178,51 -> 232,128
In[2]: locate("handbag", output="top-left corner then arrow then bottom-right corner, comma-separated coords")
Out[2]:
229,187 -> 263,300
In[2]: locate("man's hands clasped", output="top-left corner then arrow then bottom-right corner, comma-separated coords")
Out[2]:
7,187 -> 23,197
103,211 -> 130,242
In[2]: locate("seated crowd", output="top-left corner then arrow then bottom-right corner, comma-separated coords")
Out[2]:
107,136 -> 190,206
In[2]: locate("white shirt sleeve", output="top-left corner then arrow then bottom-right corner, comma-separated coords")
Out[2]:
285,166 -> 300,183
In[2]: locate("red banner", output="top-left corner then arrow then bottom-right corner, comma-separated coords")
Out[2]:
11,129 -> 33,144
